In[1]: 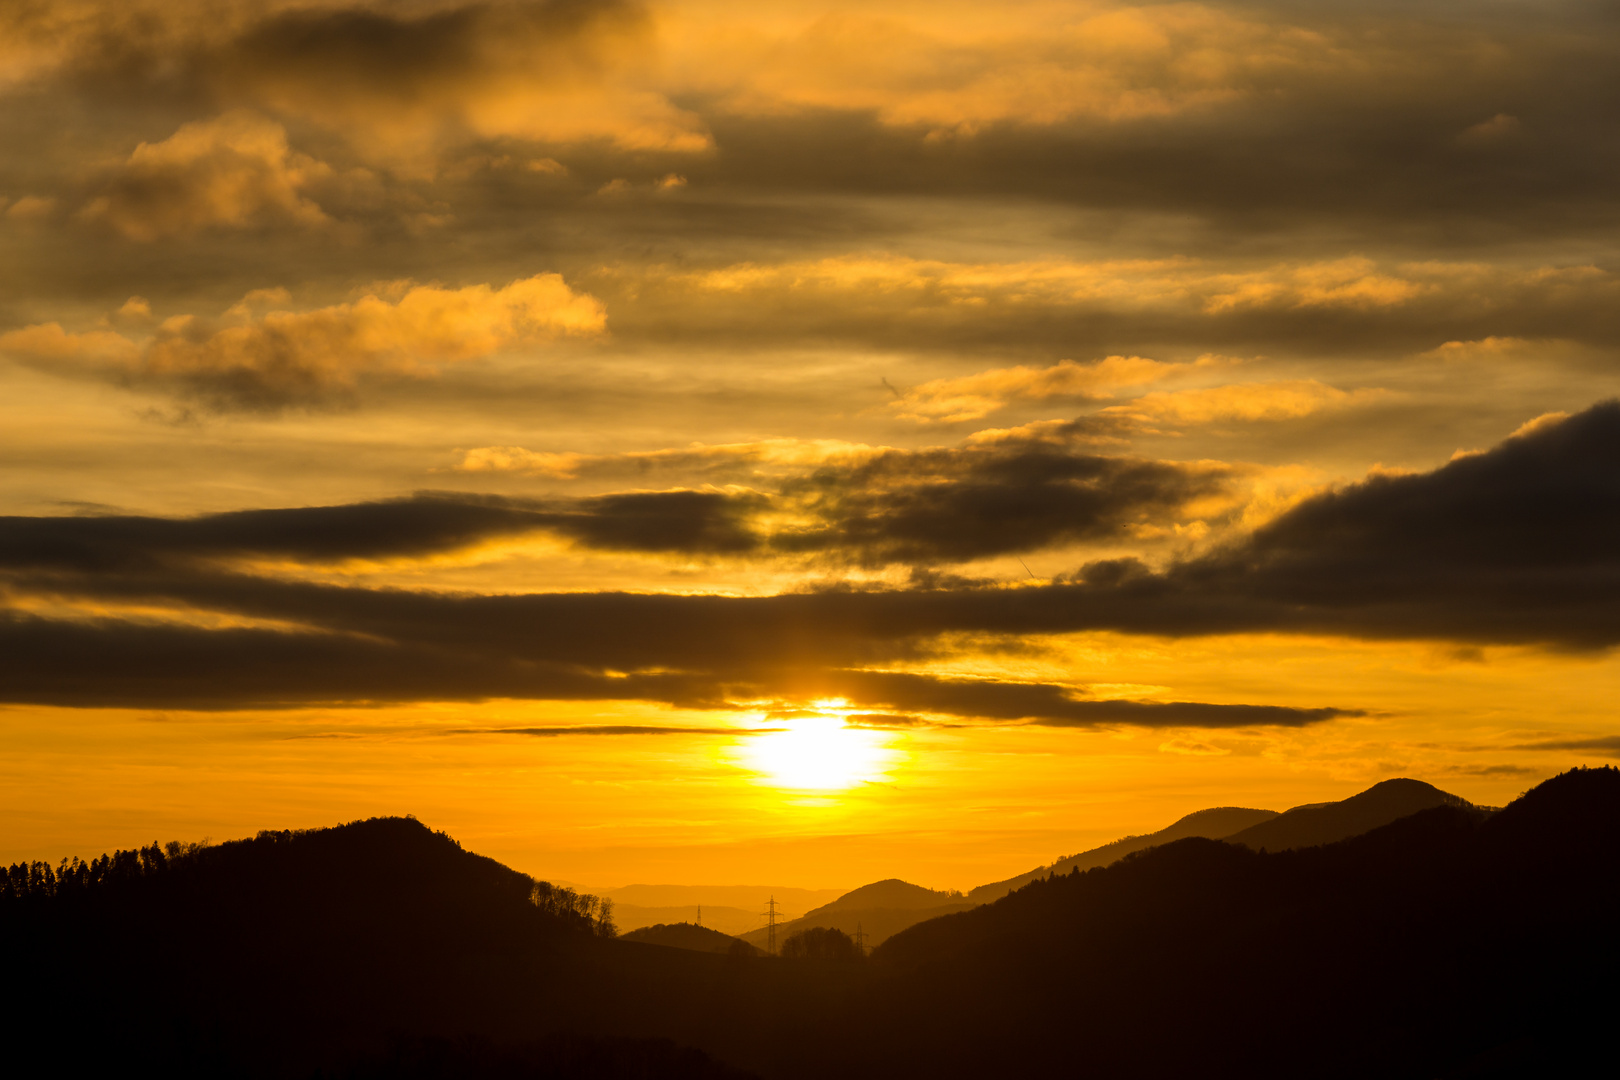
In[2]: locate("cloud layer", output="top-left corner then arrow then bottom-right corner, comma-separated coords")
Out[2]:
2,402 -> 1617,722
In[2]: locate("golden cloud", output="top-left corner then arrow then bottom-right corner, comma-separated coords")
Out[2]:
666,1 -> 1342,131
678,253 -> 1449,313
1,1 -> 710,169
1095,380 -> 1387,427
892,355 -> 1212,424
0,273 -> 606,411
455,437 -> 880,481
79,111 -> 332,240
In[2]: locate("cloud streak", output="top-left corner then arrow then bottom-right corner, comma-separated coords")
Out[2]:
0,274 -> 605,411
2,400 -> 1615,724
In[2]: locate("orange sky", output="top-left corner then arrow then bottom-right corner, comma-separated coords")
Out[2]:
2,0 -> 1618,892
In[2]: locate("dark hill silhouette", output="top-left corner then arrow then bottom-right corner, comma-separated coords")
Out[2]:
623,921 -> 759,955
738,878 -> 970,951
613,903 -> 760,936
5,770 -> 1615,1079
1222,777 -> 1474,851
856,767 -> 1619,1079
965,778 -> 1475,904
967,804 -> 1279,902
803,878 -> 963,913
1,817 -> 758,1078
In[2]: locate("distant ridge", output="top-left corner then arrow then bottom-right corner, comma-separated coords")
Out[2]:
738,878 -> 969,951
622,921 -> 758,955
613,903 -> 760,936
967,777 -> 1478,904
863,768 -> 1620,1078
967,805 -> 1279,903
1223,777 -> 1475,852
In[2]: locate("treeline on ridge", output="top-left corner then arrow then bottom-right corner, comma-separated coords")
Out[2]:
2,819 -> 615,938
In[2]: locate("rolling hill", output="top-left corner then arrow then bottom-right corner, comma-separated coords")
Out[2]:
623,921 -> 758,955
966,777 -> 1476,903
5,770 -> 1613,1078
854,767 -> 1619,1078
966,804 -> 1279,902
612,904 -> 762,937
737,878 -> 971,951
1221,777 -> 1476,851
737,778 -> 1479,954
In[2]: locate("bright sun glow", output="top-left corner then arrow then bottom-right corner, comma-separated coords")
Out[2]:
739,704 -> 901,791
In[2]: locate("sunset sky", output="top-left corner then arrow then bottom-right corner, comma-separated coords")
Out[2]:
3,0 -> 1618,893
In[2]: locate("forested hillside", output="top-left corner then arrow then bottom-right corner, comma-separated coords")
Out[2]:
6,771 -> 1615,1079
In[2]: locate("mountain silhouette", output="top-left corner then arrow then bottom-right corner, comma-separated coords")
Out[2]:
737,878 -> 970,951
858,767 -> 1618,1079
1223,777 -> 1475,851
603,884 -> 847,936
965,777 -> 1476,903
623,921 -> 759,955
1,816 -> 754,1078
5,770 -> 1613,1079
966,804 -> 1279,902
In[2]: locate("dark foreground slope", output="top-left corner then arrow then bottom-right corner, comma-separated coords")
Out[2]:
4,770 -> 1615,1079
864,767 -> 1619,1079
0,818 -> 760,1079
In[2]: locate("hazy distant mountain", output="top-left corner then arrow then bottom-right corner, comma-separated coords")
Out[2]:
966,778 -> 1476,904
1222,777 -> 1475,851
967,805 -> 1279,903
801,878 -> 963,916
600,884 -> 846,912
599,884 -> 847,937
737,878 -> 971,951
622,921 -> 758,955
613,903 -> 761,936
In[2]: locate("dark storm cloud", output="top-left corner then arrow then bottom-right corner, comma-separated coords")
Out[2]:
773,444 -> 1231,566
780,670 -> 1351,729
0,608 -> 1344,727
1079,398 -> 1620,648
0,440 -> 1222,569
2,400 -> 1615,714
30,0 -> 652,116
0,490 -> 762,569
0,608 -> 718,710
9,401 -> 1620,674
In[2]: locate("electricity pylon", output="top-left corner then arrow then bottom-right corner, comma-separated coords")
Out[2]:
763,895 -> 783,955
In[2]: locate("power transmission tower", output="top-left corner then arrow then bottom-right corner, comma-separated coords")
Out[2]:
763,895 -> 783,955
696,904 -> 701,928
853,922 -> 867,956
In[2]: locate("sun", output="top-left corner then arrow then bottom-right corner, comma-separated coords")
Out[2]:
738,702 -> 901,792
